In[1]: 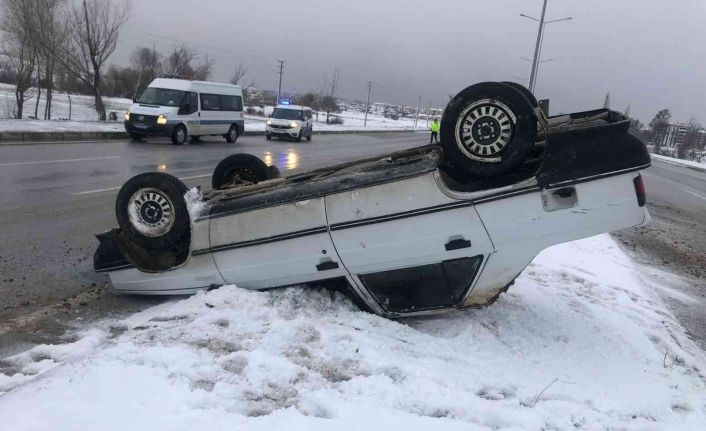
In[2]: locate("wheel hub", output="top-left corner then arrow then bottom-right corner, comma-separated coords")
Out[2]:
128,188 -> 175,237
455,99 -> 516,161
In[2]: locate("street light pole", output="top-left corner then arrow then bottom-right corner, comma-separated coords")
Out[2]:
276,60 -> 285,103
364,81 -> 372,128
414,95 -> 421,129
521,1 -> 572,93
527,0 -> 547,93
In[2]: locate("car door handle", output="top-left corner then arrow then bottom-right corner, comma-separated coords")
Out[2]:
316,260 -> 339,271
445,238 -> 471,251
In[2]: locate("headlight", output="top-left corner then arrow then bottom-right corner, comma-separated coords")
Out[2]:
157,115 -> 167,125
124,111 -> 130,121
266,120 -> 272,125
290,122 -> 299,128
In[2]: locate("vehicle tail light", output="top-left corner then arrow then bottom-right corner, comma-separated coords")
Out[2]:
633,174 -> 646,207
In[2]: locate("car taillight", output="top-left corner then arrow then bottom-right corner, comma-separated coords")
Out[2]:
633,174 -> 646,207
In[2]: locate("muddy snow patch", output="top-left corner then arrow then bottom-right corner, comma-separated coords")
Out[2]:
0,235 -> 704,430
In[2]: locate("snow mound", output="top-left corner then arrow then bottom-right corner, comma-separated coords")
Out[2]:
0,235 -> 704,430
185,187 -> 210,221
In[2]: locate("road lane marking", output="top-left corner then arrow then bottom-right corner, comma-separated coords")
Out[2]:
686,190 -> 706,201
0,156 -> 121,167
70,173 -> 212,196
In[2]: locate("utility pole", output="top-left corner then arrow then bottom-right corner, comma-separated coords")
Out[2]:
364,81 -> 372,128
425,100 -> 432,128
521,1 -> 572,93
276,60 -> 285,103
414,95 -> 421,129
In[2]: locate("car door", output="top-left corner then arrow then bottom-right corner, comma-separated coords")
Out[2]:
325,172 -> 494,314
199,93 -> 221,135
209,198 -> 348,289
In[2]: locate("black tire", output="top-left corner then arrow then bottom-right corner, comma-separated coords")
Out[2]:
129,133 -> 144,142
267,165 -> 281,180
225,125 -> 239,143
440,82 -> 537,177
171,125 -> 187,145
211,153 -> 270,189
295,131 -> 302,142
265,134 -> 272,140
115,172 -> 190,250
501,81 -> 539,108
306,128 -> 312,141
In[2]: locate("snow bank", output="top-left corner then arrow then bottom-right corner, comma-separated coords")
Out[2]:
0,235 -> 704,430
651,153 -> 706,171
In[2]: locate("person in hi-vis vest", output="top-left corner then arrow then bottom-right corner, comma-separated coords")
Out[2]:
430,118 -> 440,144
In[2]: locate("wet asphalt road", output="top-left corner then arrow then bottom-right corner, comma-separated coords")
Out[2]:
1,135 -> 705,355
0,132 -> 425,356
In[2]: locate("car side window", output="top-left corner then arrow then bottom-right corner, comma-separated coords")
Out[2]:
200,93 -> 220,111
358,256 -> 484,313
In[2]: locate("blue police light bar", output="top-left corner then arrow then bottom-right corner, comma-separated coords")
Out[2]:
279,98 -> 291,105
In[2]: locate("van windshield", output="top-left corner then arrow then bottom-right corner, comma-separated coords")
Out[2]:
272,108 -> 304,120
137,88 -> 186,107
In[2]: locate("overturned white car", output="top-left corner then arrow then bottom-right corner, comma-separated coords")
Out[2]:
94,82 -> 651,318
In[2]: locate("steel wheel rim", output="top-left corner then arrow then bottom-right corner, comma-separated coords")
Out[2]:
229,128 -> 237,140
128,188 -> 175,237
176,128 -> 185,143
455,99 -> 516,162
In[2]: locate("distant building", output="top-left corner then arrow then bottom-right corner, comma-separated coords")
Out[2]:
660,122 -> 706,149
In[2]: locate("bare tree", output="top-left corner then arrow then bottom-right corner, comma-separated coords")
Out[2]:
162,44 -> 213,80
229,63 -> 248,85
649,109 -> 671,153
58,0 -> 130,120
1,0 -> 38,119
192,55 -> 214,81
129,45 -> 161,98
321,68 -> 340,124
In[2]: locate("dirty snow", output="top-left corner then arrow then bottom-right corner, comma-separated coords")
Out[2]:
185,187 -> 210,221
0,234 -> 704,430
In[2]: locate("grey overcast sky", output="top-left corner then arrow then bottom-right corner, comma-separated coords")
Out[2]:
114,0 -> 706,124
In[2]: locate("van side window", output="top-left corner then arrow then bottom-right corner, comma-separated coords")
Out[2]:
181,92 -> 198,114
306,110 -> 312,119
220,95 -> 243,112
200,94 -> 221,111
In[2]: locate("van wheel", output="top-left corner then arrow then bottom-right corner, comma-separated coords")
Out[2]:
212,154 -> 270,189
115,172 -> 190,250
226,125 -> 239,143
171,125 -> 187,145
129,133 -> 144,142
306,128 -> 312,141
441,82 -> 536,177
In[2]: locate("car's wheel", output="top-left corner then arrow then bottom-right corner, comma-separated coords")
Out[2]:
441,82 -> 537,177
501,81 -> 539,107
211,153 -> 270,189
129,133 -> 144,142
115,172 -> 190,250
265,134 -> 272,140
171,125 -> 187,145
295,131 -> 302,142
225,125 -> 239,143
306,128 -> 312,141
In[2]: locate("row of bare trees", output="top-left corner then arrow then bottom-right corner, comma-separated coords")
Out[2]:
1,0 -> 129,120
647,108 -> 704,159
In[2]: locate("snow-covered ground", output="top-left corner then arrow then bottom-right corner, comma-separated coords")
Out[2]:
0,83 -> 425,133
651,153 -> 706,171
1,235 -> 704,430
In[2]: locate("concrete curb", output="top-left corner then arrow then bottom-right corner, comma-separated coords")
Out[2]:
0,128 -> 418,145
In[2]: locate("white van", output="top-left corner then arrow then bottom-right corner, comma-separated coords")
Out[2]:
125,77 -> 245,145
265,105 -> 313,141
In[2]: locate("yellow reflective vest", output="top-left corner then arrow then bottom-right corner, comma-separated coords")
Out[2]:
430,121 -> 440,132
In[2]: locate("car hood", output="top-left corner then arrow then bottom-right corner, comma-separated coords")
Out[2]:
269,119 -> 298,126
128,104 -> 177,117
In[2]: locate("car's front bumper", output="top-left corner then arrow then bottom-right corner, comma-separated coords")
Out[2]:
266,125 -> 300,138
124,120 -> 173,136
